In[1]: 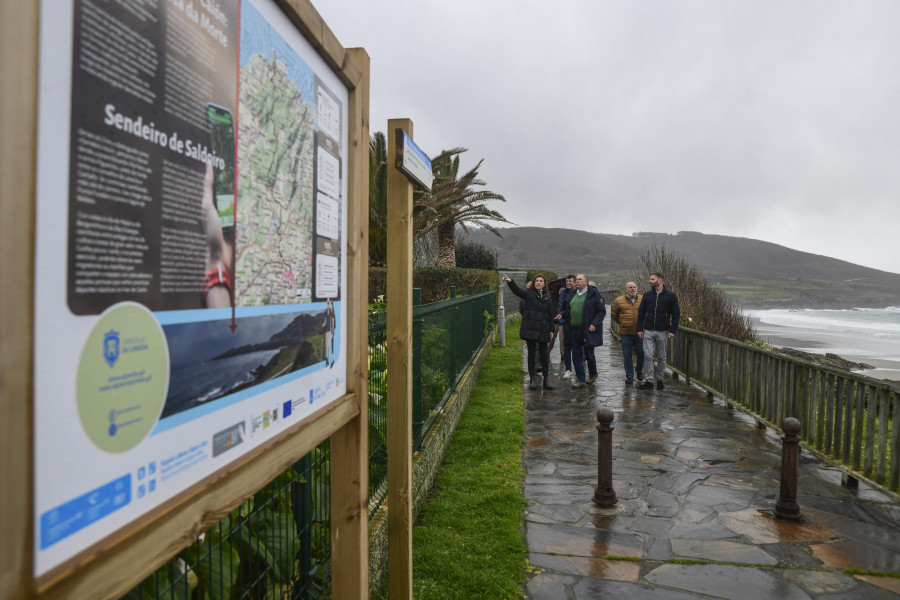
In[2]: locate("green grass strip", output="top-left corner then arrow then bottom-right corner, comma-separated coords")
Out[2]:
375,321 -> 528,599
843,568 -> 900,578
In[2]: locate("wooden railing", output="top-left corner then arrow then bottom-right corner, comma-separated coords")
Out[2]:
665,327 -> 899,494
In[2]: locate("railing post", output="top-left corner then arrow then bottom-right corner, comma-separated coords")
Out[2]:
592,408 -> 617,507
498,301 -> 506,347
775,417 -> 802,520
449,286 -> 456,299
451,305 -> 458,385
412,289 -> 424,450
685,336 -> 692,385
292,453 -> 315,584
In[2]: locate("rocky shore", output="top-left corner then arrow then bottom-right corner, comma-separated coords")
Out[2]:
771,346 -> 874,373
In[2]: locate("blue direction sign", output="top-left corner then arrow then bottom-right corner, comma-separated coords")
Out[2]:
395,130 -> 433,190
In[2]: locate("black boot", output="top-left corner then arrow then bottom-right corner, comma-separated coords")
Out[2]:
529,375 -> 537,390
543,377 -> 554,390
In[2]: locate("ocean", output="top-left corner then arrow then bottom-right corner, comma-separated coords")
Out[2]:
162,349 -> 283,418
745,307 -> 900,382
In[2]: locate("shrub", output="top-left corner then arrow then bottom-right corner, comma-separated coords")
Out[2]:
369,266 -> 499,304
626,246 -> 755,341
455,239 -> 498,270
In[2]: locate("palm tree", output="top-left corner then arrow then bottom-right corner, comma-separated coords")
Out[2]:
413,148 -> 511,267
368,132 -> 388,266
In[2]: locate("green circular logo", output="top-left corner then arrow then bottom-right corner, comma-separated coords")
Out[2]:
76,302 -> 169,453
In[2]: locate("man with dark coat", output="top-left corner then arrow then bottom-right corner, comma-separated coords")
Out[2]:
557,273 -> 606,389
503,273 -> 556,390
637,272 -> 681,390
555,275 -> 576,379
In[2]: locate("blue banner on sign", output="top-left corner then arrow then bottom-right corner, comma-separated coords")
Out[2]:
40,474 -> 132,549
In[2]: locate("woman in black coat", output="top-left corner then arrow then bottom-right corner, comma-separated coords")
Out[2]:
502,273 -> 556,390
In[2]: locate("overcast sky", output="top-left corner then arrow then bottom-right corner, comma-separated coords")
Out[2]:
316,0 -> 900,274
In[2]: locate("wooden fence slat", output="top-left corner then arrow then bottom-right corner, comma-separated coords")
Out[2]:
824,374 -> 835,455
877,388 -> 888,483
853,382 -> 864,471
842,379 -> 853,466
807,369 -> 817,447
768,356 -> 776,422
864,384 -> 877,477
754,352 -> 762,415
891,392 -> 899,490
834,377 -> 846,461
742,348 -> 747,406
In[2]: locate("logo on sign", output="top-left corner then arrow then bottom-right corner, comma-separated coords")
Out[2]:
103,330 -> 120,367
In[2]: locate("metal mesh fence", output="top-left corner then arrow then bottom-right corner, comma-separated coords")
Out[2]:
124,440 -> 331,600
126,287 -> 494,600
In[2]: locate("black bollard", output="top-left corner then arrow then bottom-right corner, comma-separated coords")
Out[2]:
592,407 -> 617,507
775,417 -> 802,520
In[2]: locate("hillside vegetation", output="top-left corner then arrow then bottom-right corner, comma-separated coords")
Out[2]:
462,227 -> 900,308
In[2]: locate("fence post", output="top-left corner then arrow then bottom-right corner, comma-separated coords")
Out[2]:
412,289 -> 424,450
451,305 -> 458,386
292,453 -> 315,584
592,408 -> 617,507
685,336 -> 692,385
498,304 -> 506,347
775,417 -> 802,520
449,286 -> 456,299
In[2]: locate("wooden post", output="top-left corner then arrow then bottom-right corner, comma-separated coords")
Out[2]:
592,408 -> 617,507
386,118 -> 414,599
330,46 -> 370,600
1,3 -> 39,598
775,417 -> 802,520
412,289 -> 424,450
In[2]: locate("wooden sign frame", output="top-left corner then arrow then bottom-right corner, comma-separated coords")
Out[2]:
0,1 -> 369,598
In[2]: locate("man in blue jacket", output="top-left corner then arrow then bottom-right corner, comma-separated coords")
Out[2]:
637,272 -> 680,390
557,273 -> 606,389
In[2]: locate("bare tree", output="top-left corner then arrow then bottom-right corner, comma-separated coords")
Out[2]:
626,246 -> 756,341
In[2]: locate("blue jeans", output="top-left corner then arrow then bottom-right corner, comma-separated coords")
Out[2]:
570,328 -> 596,383
621,334 -> 644,379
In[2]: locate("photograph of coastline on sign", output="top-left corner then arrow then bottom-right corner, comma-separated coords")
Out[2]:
160,309 -> 328,418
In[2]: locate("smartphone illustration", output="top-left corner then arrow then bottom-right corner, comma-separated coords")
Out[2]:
206,103 -> 235,233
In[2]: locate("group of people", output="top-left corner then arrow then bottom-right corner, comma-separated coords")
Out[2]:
502,271 -> 680,390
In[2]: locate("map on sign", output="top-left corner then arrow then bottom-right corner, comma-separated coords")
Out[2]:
236,0 -> 316,306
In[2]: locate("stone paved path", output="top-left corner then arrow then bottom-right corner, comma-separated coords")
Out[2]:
522,336 -> 900,599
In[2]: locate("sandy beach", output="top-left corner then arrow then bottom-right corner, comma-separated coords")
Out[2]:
748,313 -> 900,382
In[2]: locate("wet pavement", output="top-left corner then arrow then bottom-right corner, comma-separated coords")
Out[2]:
522,339 -> 900,599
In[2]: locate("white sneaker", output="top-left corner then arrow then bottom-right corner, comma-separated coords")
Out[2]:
563,370 -> 573,379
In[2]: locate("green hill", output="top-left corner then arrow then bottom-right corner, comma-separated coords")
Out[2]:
463,227 -> 900,308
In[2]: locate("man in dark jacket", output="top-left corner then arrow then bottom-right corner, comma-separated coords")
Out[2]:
556,275 -> 576,378
557,273 -> 606,389
637,272 -> 680,390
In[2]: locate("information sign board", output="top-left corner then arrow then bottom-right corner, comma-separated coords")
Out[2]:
394,129 -> 433,190
33,0 -> 349,576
